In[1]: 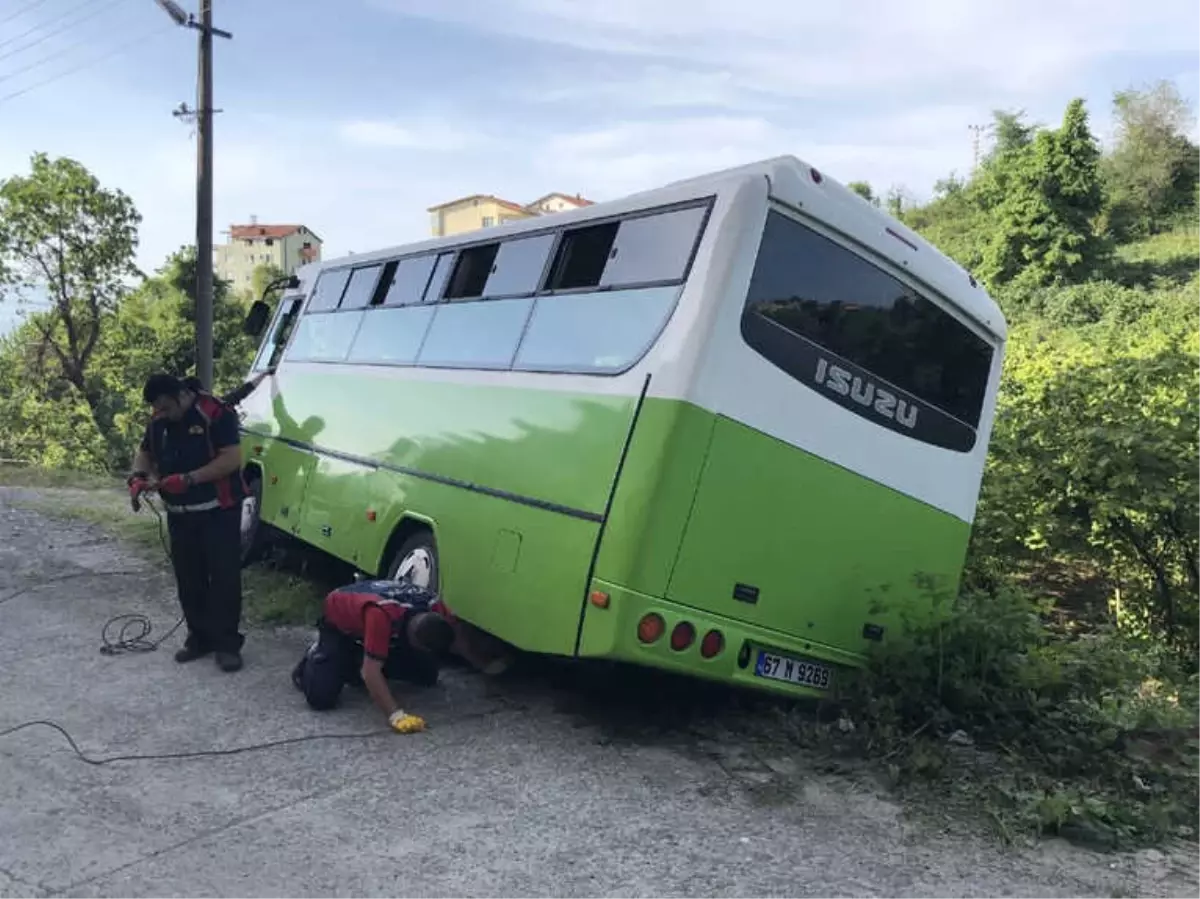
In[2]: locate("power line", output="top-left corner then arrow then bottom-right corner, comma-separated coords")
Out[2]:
0,0 -> 96,51
0,21 -> 173,108
0,0 -> 52,29
0,32 -> 86,85
0,0 -> 127,59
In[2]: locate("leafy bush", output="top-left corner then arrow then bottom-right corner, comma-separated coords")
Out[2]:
840,585 -> 1198,847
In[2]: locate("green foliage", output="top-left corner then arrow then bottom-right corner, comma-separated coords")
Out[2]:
1102,81 -> 1200,241
841,586 -> 1198,847
248,262 -> 288,305
978,99 -> 1109,287
846,181 -> 880,206
987,109 -> 1036,159
0,245 -> 259,470
972,314 -> 1199,659
0,153 -> 142,466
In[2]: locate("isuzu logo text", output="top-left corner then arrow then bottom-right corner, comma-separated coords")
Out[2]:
813,357 -> 918,429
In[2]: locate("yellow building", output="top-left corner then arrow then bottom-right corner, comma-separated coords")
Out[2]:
427,192 -> 593,238
214,219 -> 323,290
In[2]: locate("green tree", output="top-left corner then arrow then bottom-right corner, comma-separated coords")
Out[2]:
1102,81 -> 1199,240
0,153 -> 141,462
988,109 -> 1036,160
978,99 -> 1108,287
249,262 -> 288,305
885,185 -> 912,218
847,181 -> 879,206
0,245 -> 261,471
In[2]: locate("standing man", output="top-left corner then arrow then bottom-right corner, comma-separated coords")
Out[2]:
128,373 -> 248,672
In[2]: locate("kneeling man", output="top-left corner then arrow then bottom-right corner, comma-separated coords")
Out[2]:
292,580 -> 454,734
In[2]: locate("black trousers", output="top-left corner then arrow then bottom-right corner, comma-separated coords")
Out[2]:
292,625 -> 362,711
167,506 -> 244,654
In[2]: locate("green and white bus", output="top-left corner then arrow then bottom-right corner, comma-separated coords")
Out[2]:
238,155 -> 1006,698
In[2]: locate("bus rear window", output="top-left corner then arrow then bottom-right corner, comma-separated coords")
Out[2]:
741,211 -> 993,429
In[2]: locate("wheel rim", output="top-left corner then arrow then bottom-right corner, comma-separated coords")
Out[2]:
395,547 -> 434,589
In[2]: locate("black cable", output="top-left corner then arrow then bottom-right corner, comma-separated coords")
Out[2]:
0,494 -> 186,654
0,0 -> 126,58
98,494 -> 185,655
0,700 -> 525,766
0,719 -> 392,766
0,569 -> 145,606
0,20 -> 172,107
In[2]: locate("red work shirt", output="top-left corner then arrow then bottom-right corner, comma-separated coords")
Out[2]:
321,580 -> 444,661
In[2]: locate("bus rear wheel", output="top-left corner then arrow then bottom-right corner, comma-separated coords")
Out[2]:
385,530 -> 439,592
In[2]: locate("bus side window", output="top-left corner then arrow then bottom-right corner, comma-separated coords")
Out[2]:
307,269 -> 351,312
380,255 -> 438,307
599,205 -> 708,289
544,203 -> 708,293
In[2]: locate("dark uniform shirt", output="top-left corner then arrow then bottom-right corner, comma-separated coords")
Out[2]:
140,393 -> 245,509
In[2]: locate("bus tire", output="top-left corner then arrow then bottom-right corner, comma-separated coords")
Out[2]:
239,470 -> 266,567
385,529 -> 439,592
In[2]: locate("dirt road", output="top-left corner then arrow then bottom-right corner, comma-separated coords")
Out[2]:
1,487 -> 1195,897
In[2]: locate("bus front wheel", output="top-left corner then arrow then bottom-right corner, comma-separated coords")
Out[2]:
385,530 -> 439,592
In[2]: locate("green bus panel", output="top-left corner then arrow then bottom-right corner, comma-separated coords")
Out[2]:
591,399 -> 717,598
241,368 -> 644,655
663,415 -> 971,655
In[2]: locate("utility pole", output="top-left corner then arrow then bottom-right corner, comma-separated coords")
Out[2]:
195,0 -> 215,390
968,123 -> 989,172
154,1 -> 232,390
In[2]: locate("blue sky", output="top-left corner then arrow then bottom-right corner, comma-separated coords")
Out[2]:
0,0 -> 1197,334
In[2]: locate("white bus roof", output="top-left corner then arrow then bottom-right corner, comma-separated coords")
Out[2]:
302,155 -> 1006,341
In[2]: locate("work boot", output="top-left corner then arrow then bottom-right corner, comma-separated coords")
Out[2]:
215,650 -> 243,673
174,644 -> 211,664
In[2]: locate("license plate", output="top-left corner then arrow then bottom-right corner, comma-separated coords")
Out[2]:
754,650 -> 832,691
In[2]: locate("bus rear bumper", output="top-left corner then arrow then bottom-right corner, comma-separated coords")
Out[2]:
577,578 -> 866,700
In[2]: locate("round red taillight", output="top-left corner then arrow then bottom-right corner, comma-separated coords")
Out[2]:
810,167 -> 823,184
670,621 -> 696,651
700,630 -> 724,659
637,613 -> 665,643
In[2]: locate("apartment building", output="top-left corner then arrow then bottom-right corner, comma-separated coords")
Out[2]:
214,218 -> 323,289
427,191 -> 593,237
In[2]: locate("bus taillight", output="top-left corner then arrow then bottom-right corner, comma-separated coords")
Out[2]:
670,621 -> 695,651
637,613 -> 665,644
700,630 -> 724,659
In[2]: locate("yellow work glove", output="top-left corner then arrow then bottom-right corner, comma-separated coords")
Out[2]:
389,710 -> 426,734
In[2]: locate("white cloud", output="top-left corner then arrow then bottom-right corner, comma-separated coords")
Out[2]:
521,65 -> 776,112
3,0 -> 1194,289
381,0 -> 1198,100
534,104 -> 991,204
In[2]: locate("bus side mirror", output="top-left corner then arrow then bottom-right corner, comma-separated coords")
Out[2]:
243,300 -> 271,337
